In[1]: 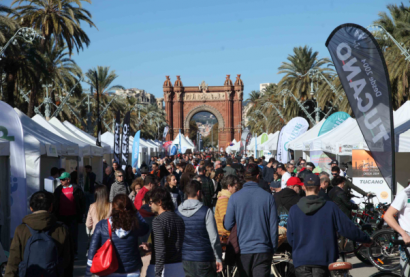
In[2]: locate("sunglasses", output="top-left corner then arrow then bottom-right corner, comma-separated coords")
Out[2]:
117,175 -> 124,178
60,179 -> 67,181
300,163 -> 306,165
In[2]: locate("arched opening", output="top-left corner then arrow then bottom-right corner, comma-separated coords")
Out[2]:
190,112 -> 219,150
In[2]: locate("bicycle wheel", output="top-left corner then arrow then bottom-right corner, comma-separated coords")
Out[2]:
353,240 -> 372,265
367,229 -> 401,272
272,260 -> 295,277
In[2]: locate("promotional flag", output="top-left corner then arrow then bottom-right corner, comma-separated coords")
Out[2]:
163,126 -> 169,141
326,23 -> 395,192
120,111 -> 131,170
0,101 -> 27,238
318,112 -> 351,136
178,130 -> 182,154
132,131 -> 140,169
278,117 -> 309,163
254,134 -> 257,158
114,110 -> 121,164
94,71 -> 102,147
260,133 -> 269,156
276,127 -> 285,161
170,145 -> 177,155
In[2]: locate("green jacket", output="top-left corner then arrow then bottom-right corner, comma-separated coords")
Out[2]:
223,166 -> 237,176
5,211 -> 71,277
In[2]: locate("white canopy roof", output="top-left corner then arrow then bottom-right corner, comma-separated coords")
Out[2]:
15,109 -> 79,156
142,139 -> 159,151
63,121 -> 110,154
0,139 -> 9,156
259,131 -> 280,151
172,134 -> 195,153
32,115 -> 103,157
288,119 -> 325,151
101,132 -> 148,153
394,101 -> 410,127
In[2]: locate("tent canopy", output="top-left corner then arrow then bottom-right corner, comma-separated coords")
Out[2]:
15,109 -> 79,156
101,132 -> 148,153
394,101 -> 410,127
172,134 -> 195,153
288,119 -> 325,151
63,121 -> 110,154
259,131 -> 280,151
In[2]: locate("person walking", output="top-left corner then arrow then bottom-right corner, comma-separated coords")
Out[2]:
129,178 -> 143,203
262,158 -> 276,184
198,165 -> 214,209
164,174 -> 182,209
86,185 -> 112,234
5,191 -> 71,277
86,194 -> 149,277
110,169 -> 131,202
134,175 -> 156,210
103,166 -> 115,193
223,158 -> 237,176
276,163 -> 291,189
180,163 -> 196,193
176,180 -> 223,277
214,175 -> 239,237
224,164 -> 278,277
53,172 -> 85,260
328,176 -> 358,219
273,177 -> 302,212
287,174 -> 372,277
146,187 -> 185,277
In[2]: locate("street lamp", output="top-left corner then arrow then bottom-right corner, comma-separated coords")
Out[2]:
262,102 -> 287,124
0,27 -> 44,58
279,89 -> 316,125
42,84 -> 53,120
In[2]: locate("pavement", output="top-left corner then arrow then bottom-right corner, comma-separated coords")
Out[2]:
73,223 -> 382,277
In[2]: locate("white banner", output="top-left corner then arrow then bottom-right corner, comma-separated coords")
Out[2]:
278,117 -> 309,163
0,101 -> 27,238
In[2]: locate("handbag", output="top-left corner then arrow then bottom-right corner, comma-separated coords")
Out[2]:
90,220 -> 119,276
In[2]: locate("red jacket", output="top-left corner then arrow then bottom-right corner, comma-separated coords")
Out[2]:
134,186 -> 149,210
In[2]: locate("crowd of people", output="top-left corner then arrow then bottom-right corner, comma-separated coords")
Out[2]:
4,151 -> 410,277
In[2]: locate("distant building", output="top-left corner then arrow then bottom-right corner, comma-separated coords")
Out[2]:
115,88 -> 156,105
260,83 -> 275,94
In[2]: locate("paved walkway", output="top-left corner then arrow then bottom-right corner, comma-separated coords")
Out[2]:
74,223 -> 382,277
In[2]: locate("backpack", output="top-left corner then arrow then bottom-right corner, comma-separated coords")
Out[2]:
277,204 -> 289,228
19,224 -> 63,277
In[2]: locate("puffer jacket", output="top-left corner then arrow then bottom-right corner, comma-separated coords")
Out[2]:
214,189 -> 232,236
85,212 -> 149,276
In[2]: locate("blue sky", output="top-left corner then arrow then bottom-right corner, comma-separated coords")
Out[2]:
6,0 -> 395,99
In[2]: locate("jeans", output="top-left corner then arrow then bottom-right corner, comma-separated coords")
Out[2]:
237,253 -> 272,277
399,233 -> 410,276
295,266 -> 330,277
182,260 -> 217,277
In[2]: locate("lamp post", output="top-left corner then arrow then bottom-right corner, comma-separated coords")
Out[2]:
42,84 -> 53,120
0,27 -> 44,58
262,102 -> 287,124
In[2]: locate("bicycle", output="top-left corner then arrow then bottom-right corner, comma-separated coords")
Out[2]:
328,252 -> 352,277
367,229 -> 401,272
368,238 -> 409,277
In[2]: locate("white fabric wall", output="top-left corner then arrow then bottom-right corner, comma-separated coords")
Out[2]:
0,157 -> 10,249
39,156 -> 60,191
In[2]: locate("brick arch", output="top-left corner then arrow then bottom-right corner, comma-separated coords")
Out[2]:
184,105 -> 225,130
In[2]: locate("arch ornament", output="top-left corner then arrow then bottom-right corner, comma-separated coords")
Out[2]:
183,104 -> 225,131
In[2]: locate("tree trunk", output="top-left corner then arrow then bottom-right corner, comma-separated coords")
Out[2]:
5,72 -> 16,108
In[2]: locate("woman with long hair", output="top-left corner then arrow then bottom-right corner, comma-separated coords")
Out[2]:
86,194 -> 149,277
164,174 -> 181,209
180,163 -> 196,192
86,185 -> 112,234
129,178 -> 143,203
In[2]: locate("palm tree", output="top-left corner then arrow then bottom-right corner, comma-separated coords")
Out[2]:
85,66 -> 124,95
11,0 -> 97,116
0,4 -> 19,44
374,3 -> 410,108
277,45 -> 333,119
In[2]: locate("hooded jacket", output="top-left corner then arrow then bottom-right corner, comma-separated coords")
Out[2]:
287,195 -> 371,268
329,186 -> 358,219
274,188 -> 301,212
86,213 -> 149,276
176,200 -> 222,263
109,180 -> 130,202
5,211 -> 71,277
214,190 -> 232,236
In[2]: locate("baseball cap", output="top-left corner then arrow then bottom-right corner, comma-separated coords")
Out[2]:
244,164 -> 259,178
286,177 -> 303,187
304,173 -> 320,187
328,160 -> 338,166
277,163 -> 286,170
58,172 -> 71,180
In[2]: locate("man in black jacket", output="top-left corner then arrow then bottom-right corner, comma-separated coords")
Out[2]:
273,177 -> 302,212
53,172 -> 86,259
329,176 -> 358,219
198,166 -> 214,209
318,176 -> 331,201
262,158 -> 275,184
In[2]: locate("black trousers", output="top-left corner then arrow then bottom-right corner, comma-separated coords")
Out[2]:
295,266 -> 330,277
237,253 -> 272,277
182,260 -> 217,277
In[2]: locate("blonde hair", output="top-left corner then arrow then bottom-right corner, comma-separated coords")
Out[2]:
94,185 -> 111,221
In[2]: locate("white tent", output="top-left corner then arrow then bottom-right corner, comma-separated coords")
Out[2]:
288,119 -> 325,151
34,116 -> 106,182
260,131 -> 280,151
63,121 -> 111,155
185,136 -> 195,147
172,134 -> 195,153
394,101 -> 410,127
101,132 -> 149,167
15,109 -> 79,195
